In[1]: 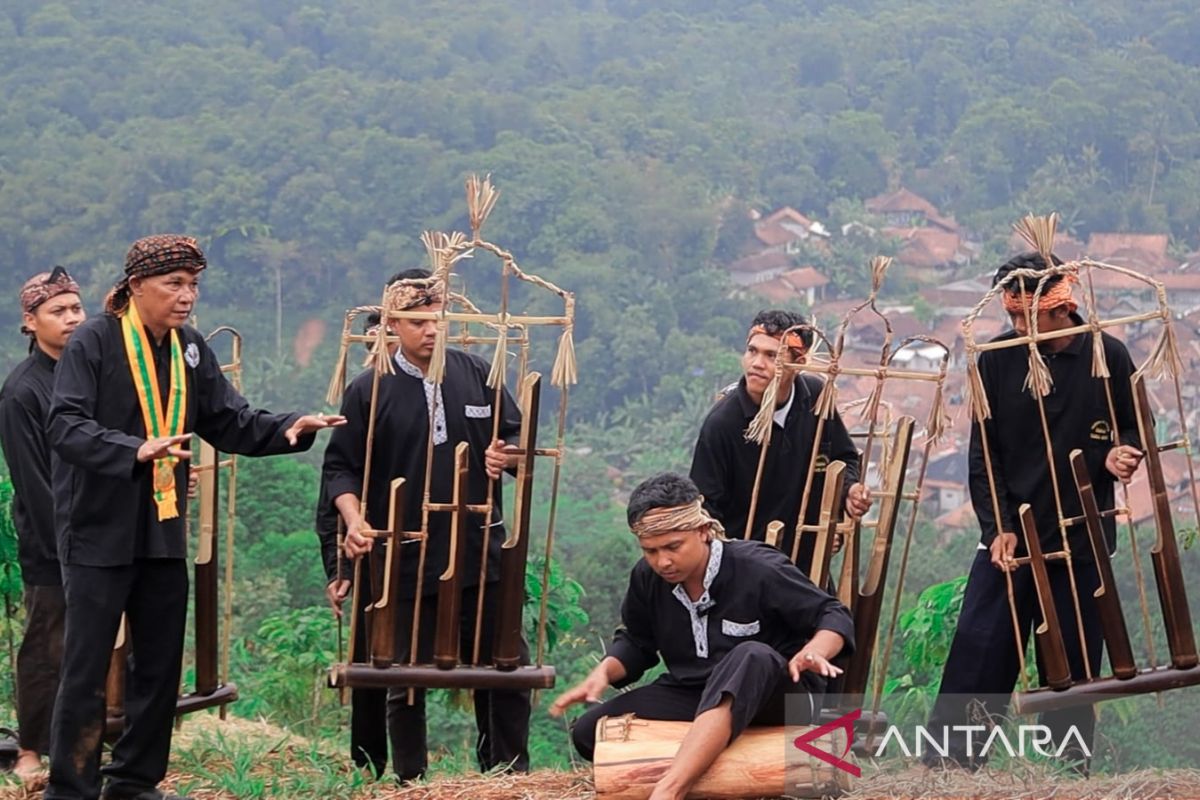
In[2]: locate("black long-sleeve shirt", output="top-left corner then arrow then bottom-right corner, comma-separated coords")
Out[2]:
48,314 -> 313,566
607,538 -> 855,689
968,322 -> 1139,559
690,374 -> 860,564
321,350 -> 520,598
315,476 -> 346,583
0,347 -> 62,585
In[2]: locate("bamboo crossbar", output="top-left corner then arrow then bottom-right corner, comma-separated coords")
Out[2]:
1061,507 -> 1128,526
970,310 -> 1165,353
1010,551 -> 1070,567
344,333 -> 527,348
360,529 -> 427,541
1014,666 -> 1200,715
782,362 -> 944,383
330,664 -> 556,690
189,459 -> 235,474
381,310 -> 569,327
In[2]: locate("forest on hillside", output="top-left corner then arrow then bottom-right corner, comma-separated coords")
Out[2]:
2,0 -> 1200,777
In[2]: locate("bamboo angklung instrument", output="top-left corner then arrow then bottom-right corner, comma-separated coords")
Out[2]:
104,615 -> 128,735
1069,449 -> 1137,680
494,372 -> 542,670
1019,503 -> 1072,690
328,175 -> 572,693
841,415 -> 914,700
368,478 -> 407,668
434,444 -> 471,670
1132,375 -> 1198,670
960,215 -> 1200,715
806,460 -> 846,590
193,441 -> 220,695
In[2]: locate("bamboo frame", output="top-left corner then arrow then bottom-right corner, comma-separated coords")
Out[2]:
957,227 -> 1200,714
738,257 -> 951,734
328,175 -> 574,692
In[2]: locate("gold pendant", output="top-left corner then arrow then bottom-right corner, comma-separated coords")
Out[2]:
153,460 -> 175,493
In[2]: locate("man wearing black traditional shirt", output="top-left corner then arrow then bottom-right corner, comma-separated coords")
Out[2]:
326,269 -> 530,783
45,235 -> 343,800
0,268 -> 85,781
690,309 -> 871,567
923,252 -> 1143,772
551,472 -> 854,800
317,309 -> 389,778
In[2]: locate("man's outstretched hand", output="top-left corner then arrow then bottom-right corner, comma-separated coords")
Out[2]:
285,412 -> 347,445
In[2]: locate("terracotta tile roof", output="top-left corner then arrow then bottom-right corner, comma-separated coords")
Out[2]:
885,227 -> 963,268
866,187 -> 959,232
730,250 -> 793,274
746,266 -> 829,303
780,266 -> 829,290
754,206 -> 818,247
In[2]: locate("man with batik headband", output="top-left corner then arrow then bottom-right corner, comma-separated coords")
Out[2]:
45,235 -> 344,800
551,473 -> 854,800
690,309 -> 871,569
923,252 -> 1142,772
0,268 -> 85,782
324,268 -> 532,783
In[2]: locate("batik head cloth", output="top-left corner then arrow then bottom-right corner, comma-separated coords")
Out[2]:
1000,273 -> 1078,315
20,266 -> 80,315
747,324 -> 808,355
124,234 -> 207,278
106,234 -> 206,315
384,279 -> 445,313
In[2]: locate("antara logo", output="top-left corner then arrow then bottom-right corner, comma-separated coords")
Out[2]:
874,724 -> 1092,759
793,709 -> 861,777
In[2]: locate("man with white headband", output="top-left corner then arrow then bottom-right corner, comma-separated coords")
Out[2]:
551,472 -> 853,800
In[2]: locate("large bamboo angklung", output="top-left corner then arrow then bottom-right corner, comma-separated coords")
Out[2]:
193,441 -> 220,695
1018,503 -> 1072,690
805,460 -> 845,590
1132,375 -> 1198,670
329,175 -> 570,693
1068,449 -> 1137,680
434,443 -> 471,670
958,224 -> 1200,714
739,261 -> 947,726
368,478 -> 406,668
494,371 -> 542,670
841,415 -> 914,699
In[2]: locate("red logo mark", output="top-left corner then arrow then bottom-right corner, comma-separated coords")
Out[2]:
793,708 -> 861,777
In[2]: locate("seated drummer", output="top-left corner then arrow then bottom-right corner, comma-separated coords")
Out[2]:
551,472 -> 854,800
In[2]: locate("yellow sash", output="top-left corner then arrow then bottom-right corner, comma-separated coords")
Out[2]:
120,301 -> 188,521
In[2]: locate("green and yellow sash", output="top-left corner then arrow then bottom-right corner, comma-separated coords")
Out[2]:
120,300 -> 188,521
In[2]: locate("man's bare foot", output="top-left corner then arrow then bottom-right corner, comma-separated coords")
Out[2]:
14,749 -> 46,784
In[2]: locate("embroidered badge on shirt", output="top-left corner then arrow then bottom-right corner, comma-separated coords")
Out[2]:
721,619 -> 761,637
465,404 -> 492,419
184,343 -> 200,368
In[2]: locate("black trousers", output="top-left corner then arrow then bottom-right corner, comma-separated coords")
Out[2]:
923,549 -> 1103,769
46,560 -> 189,800
387,582 -> 531,781
570,641 -> 821,762
349,582 -> 387,777
17,582 -> 66,755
